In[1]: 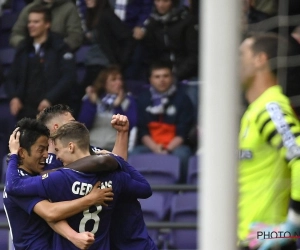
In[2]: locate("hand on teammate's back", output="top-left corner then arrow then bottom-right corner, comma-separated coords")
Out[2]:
87,181 -> 114,207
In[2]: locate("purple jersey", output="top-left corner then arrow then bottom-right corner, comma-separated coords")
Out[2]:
5,154 -> 152,250
3,162 -> 52,250
109,156 -> 157,250
50,151 -> 157,249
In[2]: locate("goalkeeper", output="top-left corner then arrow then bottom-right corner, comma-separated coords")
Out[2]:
238,33 -> 300,250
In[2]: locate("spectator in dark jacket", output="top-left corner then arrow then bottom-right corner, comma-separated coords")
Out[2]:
141,0 -> 198,81
108,0 -> 153,80
108,0 -> 153,30
10,0 -> 83,51
6,5 -> 76,120
130,61 -> 194,183
0,58 -> 16,183
82,0 -> 135,88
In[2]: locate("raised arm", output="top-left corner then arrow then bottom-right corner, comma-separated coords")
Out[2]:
111,114 -> 129,160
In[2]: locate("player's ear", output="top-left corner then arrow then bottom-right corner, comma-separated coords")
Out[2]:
254,52 -> 268,69
53,123 -> 59,131
68,142 -> 75,153
18,148 -> 26,163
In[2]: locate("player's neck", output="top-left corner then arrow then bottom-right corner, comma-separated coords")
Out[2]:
246,72 -> 277,104
73,151 -> 91,162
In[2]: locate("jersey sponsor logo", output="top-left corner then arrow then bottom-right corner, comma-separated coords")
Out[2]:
239,150 -> 253,160
266,102 -> 300,160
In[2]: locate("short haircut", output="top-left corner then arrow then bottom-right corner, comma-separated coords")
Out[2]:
93,65 -> 123,96
149,61 -> 173,76
37,104 -> 73,125
248,32 -> 289,75
51,121 -> 90,152
28,5 -> 52,23
16,118 -> 50,155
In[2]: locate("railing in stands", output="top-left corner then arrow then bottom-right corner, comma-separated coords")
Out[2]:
0,184 -> 198,229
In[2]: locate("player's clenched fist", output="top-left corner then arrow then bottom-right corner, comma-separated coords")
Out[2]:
111,114 -> 129,133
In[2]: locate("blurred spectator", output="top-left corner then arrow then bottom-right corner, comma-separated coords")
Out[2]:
109,0 -> 153,30
189,0 -> 199,18
10,0 -> 83,51
5,5 -> 76,120
75,0 -> 88,33
82,0 -> 135,89
78,65 -> 137,151
109,0 -> 153,80
244,0 -> 300,115
130,62 -> 194,183
141,0 -> 198,81
0,60 -> 16,182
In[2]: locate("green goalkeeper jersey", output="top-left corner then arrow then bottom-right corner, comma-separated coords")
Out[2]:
238,85 -> 300,241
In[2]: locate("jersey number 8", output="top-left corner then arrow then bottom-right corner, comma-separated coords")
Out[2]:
79,205 -> 102,233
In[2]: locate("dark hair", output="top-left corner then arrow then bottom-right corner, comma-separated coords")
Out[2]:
28,5 -> 52,23
93,65 -> 124,96
86,0 -> 111,30
16,118 -> 50,155
149,61 -> 173,76
249,32 -> 289,76
37,104 -> 73,125
51,121 -> 90,152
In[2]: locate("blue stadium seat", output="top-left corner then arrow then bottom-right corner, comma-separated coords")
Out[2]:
0,48 -> 15,65
0,32 -> 10,48
128,153 -> 180,217
0,47 -> 15,75
187,154 -> 199,184
139,193 -> 165,245
128,153 -> 180,185
169,192 -> 197,249
0,12 -> 18,31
